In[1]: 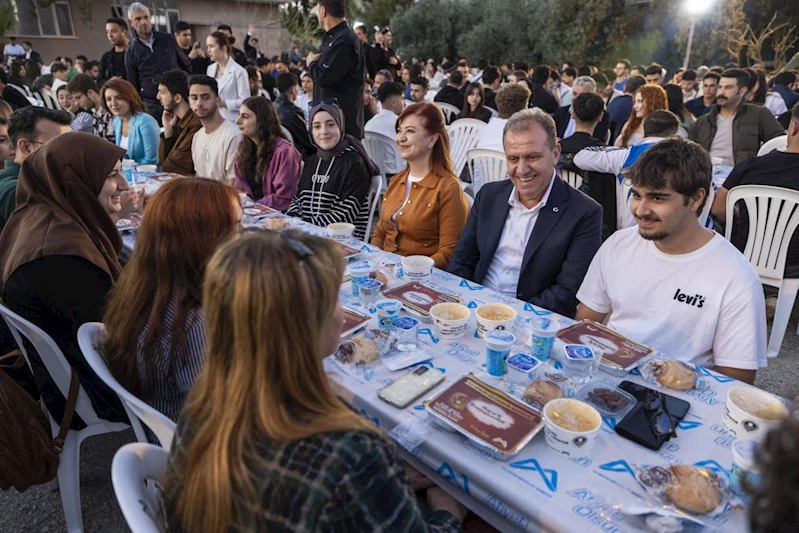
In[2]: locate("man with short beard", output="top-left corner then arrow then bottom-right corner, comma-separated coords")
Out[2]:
157,70 -> 202,175
101,18 -> 129,82
188,75 -> 241,184
576,138 -> 766,384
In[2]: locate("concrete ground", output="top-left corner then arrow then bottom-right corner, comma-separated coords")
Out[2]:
2,309 -> 798,532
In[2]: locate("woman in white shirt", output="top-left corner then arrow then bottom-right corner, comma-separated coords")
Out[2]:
206,32 -> 249,122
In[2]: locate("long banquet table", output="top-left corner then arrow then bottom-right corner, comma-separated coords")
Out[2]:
120,183 -> 754,533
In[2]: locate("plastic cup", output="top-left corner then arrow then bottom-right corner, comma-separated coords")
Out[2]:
530,317 -> 559,360
543,399 -> 602,458
475,303 -> 517,338
507,353 -> 540,393
563,344 -> 597,384
722,386 -> 788,442
484,329 -> 515,377
730,439 -> 760,504
349,261 -> 372,298
328,222 -> 355,241
358,279 -> 383,304
429,302 -> 470,342
402,255 -> 435,284
392,316 -> 420,351
375,299 -> 402,330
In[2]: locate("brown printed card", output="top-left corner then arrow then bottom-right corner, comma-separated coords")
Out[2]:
425,373 -> 544,456
242,203 -> 280,219
381,282 -> 462,316
340,308 -> 370,338
556,320 -> 656,369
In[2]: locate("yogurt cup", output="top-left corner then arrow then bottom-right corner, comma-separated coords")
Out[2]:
429,302 -> 470,342
401,255 -> 435,283
136,164 -> 158,174
328,222 -> 355,241
358,279 -> 383,304
375,299 -> 402,330
722,386 -> 788,442
349,261 -> 372,297
484,329 -> 515,377
563,344 -> 597,384
506,353 -> 541,391
543,398 -> 602,458
392,316 -> 420,351
530,317 -> 559,361
730,439 -> 761,504
475,303 -> 517,338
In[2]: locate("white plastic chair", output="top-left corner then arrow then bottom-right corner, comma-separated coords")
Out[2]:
464,192 -> 474,208
615,177 -> 635,230
112,443 -> 168,533
559,168 -> 584,190
434,102 -> 460,124
364,174 -> 384,242
485,106 -> 499,118
757,135 -> 788,156
467,148 -> 507,196
363,131 -> 403,179
725,185 -> 799,358
77,323 -> 176,450
281,125 -> 293,146
0,303 -> 130,533
447,118 -> 486,180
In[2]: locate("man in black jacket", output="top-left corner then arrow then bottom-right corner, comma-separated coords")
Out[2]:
370,27 -> 398,80
125,3 -> 190,123
100,17 -> 129,83
529,65 -> 558,113
434,70 -> 465,111
307,0 -> 365,138
217,25 -> 248,67
275,73 -> 314,158
174,21 -> 210,77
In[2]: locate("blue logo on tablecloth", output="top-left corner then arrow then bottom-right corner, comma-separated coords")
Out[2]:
357,363 -> 375,381
677,420 -> 703,430
359,408 -> 380,427
695,365 -> 735,383
599,460 -> 636,480
418,328 -> 438,344
437,463 -> 470,493
523,302 -> 552,315
413,404 -> 425,411
602,416 -> 617,430
359,245 -> 371,252
459,279 -> 485,291
467,301 -> 479,309
694,460 -> 731,478
629,367 -> 643,377
508,458 -> 558,492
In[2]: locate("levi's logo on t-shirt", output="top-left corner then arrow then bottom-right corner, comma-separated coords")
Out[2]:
673,288 -> 705,308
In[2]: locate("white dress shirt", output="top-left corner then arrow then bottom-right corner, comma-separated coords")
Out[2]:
483,173 -> 556,296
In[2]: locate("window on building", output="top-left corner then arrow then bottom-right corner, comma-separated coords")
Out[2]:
13,0 -> 75,37
110,0 -> 180,34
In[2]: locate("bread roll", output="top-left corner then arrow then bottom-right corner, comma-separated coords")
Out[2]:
522,381 -> 563,409
262,217 -> 290,231
665,465 -> 722,514
656,360 -> 697,391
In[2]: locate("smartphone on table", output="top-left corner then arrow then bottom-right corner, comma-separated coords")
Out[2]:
614,381 -> 691,451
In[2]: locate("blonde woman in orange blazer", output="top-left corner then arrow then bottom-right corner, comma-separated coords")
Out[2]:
371,103 -> 469,268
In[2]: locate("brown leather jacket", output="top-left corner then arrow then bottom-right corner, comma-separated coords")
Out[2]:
158,110 -> 202,175
371,167 -> 469,268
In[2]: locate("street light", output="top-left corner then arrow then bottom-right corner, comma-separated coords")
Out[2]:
683,0 -> 715,69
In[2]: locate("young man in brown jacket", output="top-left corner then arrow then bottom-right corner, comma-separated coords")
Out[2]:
157,69 -> 202,175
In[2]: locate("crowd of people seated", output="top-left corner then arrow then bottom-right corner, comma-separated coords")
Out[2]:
1,0 -> 799,529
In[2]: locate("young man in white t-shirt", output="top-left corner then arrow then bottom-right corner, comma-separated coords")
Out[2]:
188,75 -> 241,185
575,138 -> 766,384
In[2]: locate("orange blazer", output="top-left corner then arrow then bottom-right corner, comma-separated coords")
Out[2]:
371,167 -> 469,268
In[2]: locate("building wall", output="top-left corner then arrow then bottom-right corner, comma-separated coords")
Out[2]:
19,0 -> 290,65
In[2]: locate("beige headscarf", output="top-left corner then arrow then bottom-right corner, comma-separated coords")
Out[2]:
0,132 -> 126,294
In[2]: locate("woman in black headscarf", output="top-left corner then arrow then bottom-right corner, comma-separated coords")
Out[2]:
286,101 -> 378,240
0,132 -> 128,424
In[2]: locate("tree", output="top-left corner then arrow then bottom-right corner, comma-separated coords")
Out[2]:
391,0 -> 473,61
728,12 -> 798,70
351,0 -> 413,29
280,0 -> 322,54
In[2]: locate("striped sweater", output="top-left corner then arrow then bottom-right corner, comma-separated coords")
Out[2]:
286,148 -> 371,239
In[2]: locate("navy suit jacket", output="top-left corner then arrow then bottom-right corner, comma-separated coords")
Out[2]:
447,177 -> 602,317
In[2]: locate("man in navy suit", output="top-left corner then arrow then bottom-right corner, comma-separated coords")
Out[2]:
448,109 -> 603,317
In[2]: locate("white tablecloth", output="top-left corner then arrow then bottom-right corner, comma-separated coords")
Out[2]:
120,193 -> 751,533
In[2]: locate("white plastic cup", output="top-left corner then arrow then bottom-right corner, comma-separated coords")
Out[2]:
722,386 -> 788,442
429,302 -> 470,342
507,353 -> 541,392
730,439 -> 760,504
475,303 -> 517,338
375,299 -> 402,330
562,344 -> 597,384
530,317 -> 559,360
392,316 -> 420,351
136,164 -> 157,173
402,255 -> 435,284
484,329 -> 515,377
349,261 -> 372,297
358,279 -> 383,304
328,222 -> 355,241
543,398 -> 602,458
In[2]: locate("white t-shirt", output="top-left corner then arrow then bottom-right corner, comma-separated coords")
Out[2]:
709,114 -> 735,167
576,227 -> 767,370
475,117 -> 507,153
119,135 -> 129,151
191,119 -> 241,182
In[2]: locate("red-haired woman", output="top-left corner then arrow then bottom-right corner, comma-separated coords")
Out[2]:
103,177 -> 242,434
616,84 -> 668,147
371,102 -> 469,268
102,78 -> 160,165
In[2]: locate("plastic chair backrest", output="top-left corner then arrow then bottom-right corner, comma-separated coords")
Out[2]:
757,135 -> 788,156
112,443 -> 168,533
725,185 -> 799,287
435,102 -> 460,124
364,174 -> 384,242
699,184 -> 715,229
615,177 -> 634,230
467,148 -> 507,196
559,168 -> 583,190
281,125 -> 293,146
363,131 -> 403,178
485,106 -> 499,118
464,192 -> 474,209
448,118 -> 486,178
77,323 -> 176,450
0,302 -> 104,426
